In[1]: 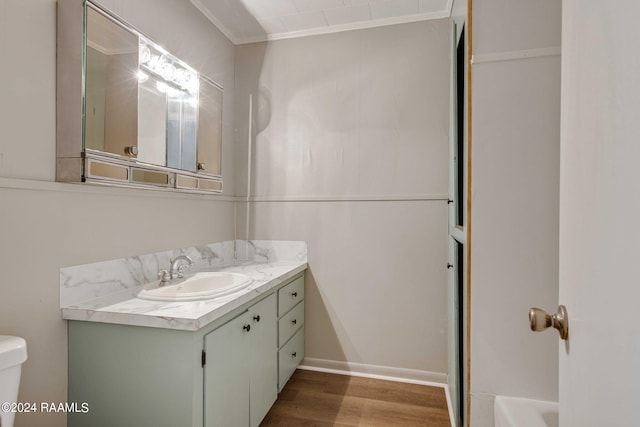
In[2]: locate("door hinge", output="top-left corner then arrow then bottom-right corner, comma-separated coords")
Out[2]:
201,350 -> 206,367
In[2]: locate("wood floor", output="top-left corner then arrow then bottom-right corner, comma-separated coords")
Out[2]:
260,369 -> 451,426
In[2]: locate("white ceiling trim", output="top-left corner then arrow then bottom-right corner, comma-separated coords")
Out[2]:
191,0 -> 454,46
446,0 -> 454,16
191,0 -> 243,45
240,9 -> 450,44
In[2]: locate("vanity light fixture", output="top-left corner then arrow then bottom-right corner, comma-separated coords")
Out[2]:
137,70 -> 149,82
159,61 -> 176,80
139,40 -> 199,93
155,80 -> 169,94
186,96 -> 199,108
184,73 -> 199,94
139,44 -> 151,64
146,54 -> 160,70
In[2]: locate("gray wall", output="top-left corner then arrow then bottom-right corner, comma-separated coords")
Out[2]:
0,1 -> 235,426
469,0 -> 561,424
235,19 -> 451,379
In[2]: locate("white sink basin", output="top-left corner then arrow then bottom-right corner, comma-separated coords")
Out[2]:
137,272 -> 252,302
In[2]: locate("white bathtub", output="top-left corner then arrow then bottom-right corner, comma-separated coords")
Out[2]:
494,396 -> 558,427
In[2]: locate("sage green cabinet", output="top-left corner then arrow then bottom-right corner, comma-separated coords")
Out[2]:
68,322 -> 205,427
277,277 -> 305,391
204,293 -> 277,427
248,295 -> 278,426
204,312 -> 250,427
67,273 -> 304,427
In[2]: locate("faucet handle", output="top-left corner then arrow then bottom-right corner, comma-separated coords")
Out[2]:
158,269 -> 170,285
170,255 -> 193,279
177,263 -> 191,278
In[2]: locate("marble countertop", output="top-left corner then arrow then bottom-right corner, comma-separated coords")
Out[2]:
61,260 -> 307,331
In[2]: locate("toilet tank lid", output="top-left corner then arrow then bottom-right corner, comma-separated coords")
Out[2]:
0,336 -> 27,370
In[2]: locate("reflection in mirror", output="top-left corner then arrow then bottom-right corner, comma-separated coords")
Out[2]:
137,36 -> 201,170
137,75 -> 167,165
131,169 -> 170,186
198,179 -> 222,192
85,7 -> 138,157
85,6 -> 214,172
88,160 -> 129,181
56,0 -> 225,193
166,90 -> 198,171
176,175 -> 198,190
197,79 -> 223,176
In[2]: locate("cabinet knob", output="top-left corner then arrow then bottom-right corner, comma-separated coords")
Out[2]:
197,162 -> 206,171
292,352 -> 297,358
291,319 -> 297,325
253,315 -> 261,322
243,324 -> 251,332
124,146 -> 138,157
291,292 -> 298,297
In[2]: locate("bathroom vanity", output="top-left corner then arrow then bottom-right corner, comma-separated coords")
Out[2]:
62,241 -> 307,427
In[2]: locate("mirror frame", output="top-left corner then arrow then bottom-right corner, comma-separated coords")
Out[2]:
56,0 -> 224,194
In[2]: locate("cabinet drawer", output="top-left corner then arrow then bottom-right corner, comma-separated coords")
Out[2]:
278,276 -> 304,316
278,301 -> 304,347
278,327 -> 304,392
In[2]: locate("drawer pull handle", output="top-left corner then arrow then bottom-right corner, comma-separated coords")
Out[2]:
292,352 -> 297,358
243,324 -> 251,332
291,292 -> 298,297
291,319 -> 297,325
253,315 -> 261,322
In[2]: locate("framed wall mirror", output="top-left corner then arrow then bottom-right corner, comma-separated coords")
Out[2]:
56,0 -> 223,193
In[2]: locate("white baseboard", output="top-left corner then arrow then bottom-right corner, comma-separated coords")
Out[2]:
444,383 -> 457,427
299,357 -> 447,387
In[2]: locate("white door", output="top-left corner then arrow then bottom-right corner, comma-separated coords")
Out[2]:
559,0 -> 640,425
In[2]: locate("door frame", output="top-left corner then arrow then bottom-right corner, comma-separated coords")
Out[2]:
448,3 -> 472,424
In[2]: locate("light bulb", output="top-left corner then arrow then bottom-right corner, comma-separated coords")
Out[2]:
156,81 -> 169,94
147,54 -> 160,70
173,68 -> 187,86
139,45 -> 151,64
187,97 -> 199,108
137,70 -> 149,83
185,73 -> 199,94
159,62 -> 176,80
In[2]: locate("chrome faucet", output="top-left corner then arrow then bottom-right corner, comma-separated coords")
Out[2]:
170,255 -> 193,280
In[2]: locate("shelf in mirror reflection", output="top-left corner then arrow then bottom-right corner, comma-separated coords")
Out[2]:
83,153 -> 222,194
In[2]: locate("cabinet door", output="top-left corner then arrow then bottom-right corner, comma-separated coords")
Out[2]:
248,294 -> 277,427
204,312 -> 251,427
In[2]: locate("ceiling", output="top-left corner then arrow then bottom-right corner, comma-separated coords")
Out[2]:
191,0 -> 452,45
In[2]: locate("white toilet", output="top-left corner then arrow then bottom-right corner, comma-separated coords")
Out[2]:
0,336 -> 27,427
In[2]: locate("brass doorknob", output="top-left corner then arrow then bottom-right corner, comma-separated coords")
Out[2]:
529,305 -> 569,340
